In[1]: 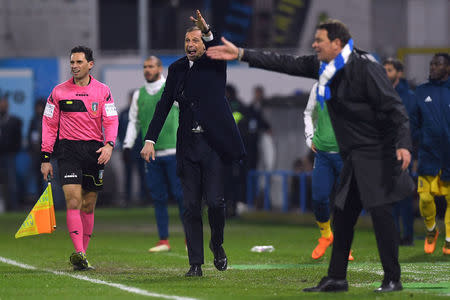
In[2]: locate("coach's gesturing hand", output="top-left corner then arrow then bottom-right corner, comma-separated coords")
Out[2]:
140,141 -> 155,163
396,148 -> 411,171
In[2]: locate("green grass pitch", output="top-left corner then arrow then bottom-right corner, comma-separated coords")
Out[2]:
0,207 -> 449,299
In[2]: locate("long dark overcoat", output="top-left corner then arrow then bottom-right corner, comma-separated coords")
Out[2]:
145,36 -> 246,177
242,48 -> 414,209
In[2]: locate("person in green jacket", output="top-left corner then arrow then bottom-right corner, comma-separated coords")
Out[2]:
123,56 -> 184,252
304,82 -> 353,261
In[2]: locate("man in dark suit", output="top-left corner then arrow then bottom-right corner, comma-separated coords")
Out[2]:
141,10 -> 245,277
207,19 -> 414,292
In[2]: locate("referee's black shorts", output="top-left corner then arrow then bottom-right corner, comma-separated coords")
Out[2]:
57,139 -> 105,192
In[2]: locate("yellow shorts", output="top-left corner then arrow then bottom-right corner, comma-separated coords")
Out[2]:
418,173 -> 449,196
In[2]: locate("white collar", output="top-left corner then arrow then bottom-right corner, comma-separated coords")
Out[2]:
144,75 -> 166,95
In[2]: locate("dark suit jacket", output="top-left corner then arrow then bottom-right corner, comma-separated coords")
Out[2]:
145,36 -> 245,177
242,48 -> 414,209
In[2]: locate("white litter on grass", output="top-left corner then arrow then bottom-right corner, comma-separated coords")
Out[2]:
251,246 -> 275,252
0,256 -> 198,300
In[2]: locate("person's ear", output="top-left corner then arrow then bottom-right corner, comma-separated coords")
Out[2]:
332,39 -> 343,50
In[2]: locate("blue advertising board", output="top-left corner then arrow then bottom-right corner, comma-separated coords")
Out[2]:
0,57 -> 58,100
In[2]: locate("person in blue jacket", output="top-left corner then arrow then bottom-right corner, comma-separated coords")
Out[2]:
410,53 -> 450,255
383,58 -> 416,246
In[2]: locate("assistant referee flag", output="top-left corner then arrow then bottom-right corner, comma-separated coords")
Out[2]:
15,182 -> 56,238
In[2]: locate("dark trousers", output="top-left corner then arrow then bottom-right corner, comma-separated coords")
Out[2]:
328,178 -> 400,282
181,133 -> 226,265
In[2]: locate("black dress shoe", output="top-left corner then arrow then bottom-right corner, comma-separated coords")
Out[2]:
303,276 -> 348,292
209,241 -> 227,271
374,280 -> 402,292
185,265 -> 202,277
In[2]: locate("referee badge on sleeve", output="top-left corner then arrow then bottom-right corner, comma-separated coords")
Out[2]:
44,103 -> 55,118
105,103 -> 117,116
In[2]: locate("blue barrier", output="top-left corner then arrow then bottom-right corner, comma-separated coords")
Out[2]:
246,169 -> 418,214
246,170 -> 312,213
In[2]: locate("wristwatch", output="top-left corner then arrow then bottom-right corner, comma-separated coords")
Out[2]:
107,141 -> 114,148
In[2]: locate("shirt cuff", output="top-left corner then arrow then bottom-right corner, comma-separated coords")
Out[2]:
145,140 -> 155,144
202,33 -> 213,42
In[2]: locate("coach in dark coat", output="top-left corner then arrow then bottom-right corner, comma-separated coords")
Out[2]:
141,10 -> 245,277
207,19 -> 414,292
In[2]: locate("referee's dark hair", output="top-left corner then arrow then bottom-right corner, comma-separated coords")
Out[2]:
383,58 -> 404,72
70,46 -> 94,62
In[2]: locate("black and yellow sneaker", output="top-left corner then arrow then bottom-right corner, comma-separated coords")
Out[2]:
70,252 -> 94,271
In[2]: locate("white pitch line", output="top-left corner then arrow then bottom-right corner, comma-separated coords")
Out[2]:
0,256 -> 198,300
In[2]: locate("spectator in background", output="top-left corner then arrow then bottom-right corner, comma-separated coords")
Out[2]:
304,82 -> 353,261
383,58 -> 416,246
28,99 -> 46,198
242,88 -> 271,173
28,101 -> 65,210
224,84 -> 246,217
118,90 -> 146,207
290,152 -> 313,211
252,85 -> 266,111
409,53 -> 450,255
225,84 -> 272,216
226,84 -> 245,113
0,97 -> 22,210
124,56 -> 185,252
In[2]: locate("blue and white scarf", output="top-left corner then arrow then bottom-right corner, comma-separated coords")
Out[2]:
316,39 -> 354,109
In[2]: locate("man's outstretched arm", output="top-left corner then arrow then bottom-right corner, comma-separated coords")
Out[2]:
207,37 -> 319,78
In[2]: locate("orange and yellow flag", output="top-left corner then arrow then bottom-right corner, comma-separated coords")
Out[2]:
15,182 -> 56,238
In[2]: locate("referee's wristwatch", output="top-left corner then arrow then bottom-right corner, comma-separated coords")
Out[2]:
106,141 -> 114,148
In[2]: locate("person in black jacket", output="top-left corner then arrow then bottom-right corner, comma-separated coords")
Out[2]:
207,19 -> 413,292
28,99 -> 46,199
141,10 -> 245,277
383,58 -> 416,246
0,97 -> 22,210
